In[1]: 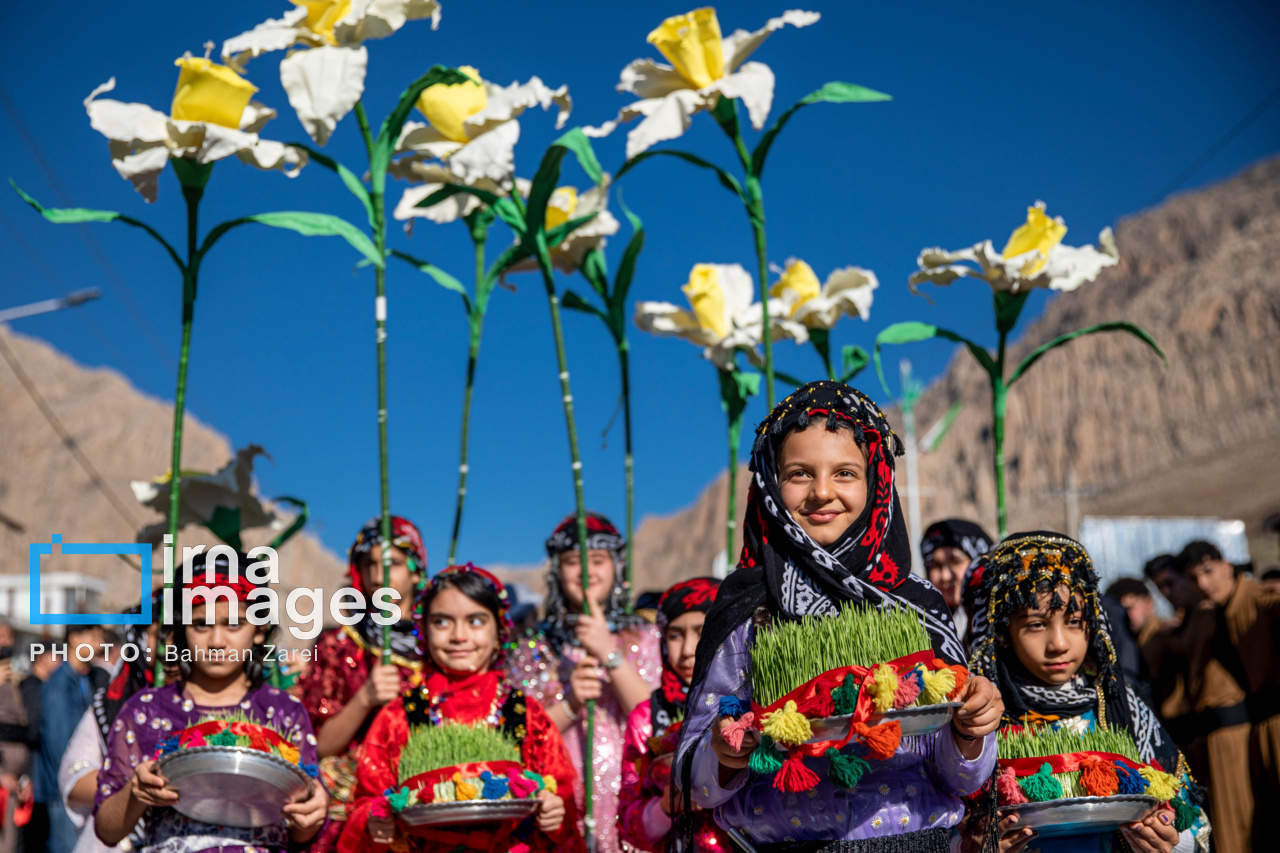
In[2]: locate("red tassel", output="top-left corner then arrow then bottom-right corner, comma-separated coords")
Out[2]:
853,720 -> 902,761
797,690 -> 836,718
996,766 -> 1029,805
773,752 -> 820,792
1079,755 -> 1119,797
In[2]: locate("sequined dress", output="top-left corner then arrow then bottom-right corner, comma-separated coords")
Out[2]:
508,624 -> 661,853
91,683 -> 318,853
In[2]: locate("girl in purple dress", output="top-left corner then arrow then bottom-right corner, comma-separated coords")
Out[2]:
93,552 -> 329,852
676,382 -> 1005,852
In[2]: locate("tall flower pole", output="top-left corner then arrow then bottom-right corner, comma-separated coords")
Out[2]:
875,204 -> 1166,537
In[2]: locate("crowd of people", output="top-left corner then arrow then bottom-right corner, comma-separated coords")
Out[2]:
1,379 -> 1276,853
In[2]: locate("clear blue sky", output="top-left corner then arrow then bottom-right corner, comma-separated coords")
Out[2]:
4,1 -> 1278,570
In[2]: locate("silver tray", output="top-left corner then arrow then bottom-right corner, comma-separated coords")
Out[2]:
806,702 -> 962,743
397,798 -> 539,827
157,746 -> 312,829
1002,795 -> 1159,838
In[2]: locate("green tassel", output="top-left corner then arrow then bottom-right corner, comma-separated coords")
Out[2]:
824,747 -> 870,790
832,674 -> 860,716
1171,796 -> 1198,833
207,728 -> 238,747
1020,763 -> 1064,802
749,735 -> 784,775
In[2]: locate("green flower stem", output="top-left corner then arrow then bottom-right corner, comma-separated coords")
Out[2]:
744,178 -> 774,409
447,230 -> 487,565
618,341 -> 635,610
725,403 -> 740,562
534,246 -> 594,836
355,100 -> 394,662
992,327 -> 1011,539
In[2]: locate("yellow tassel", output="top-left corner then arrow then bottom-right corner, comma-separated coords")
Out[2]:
870,664 -> 899,713
919,666 -> 956,706
762,700 -> 812,747
453,771 -> 479,801
1139,767 -> 1181,802
544,775 -> 558,795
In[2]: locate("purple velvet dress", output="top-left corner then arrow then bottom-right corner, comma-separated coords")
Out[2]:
678,621 -> 996,846
92,682 -> 319,853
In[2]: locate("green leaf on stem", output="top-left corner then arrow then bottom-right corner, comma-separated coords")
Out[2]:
616,149 -> 745,202
526,128 -> 602,247
579,249 -> 609,300
772,368 -> 809,389
203,212 -> 382,269
718,365 -> 761,422
267,497 -> 309,549
390,249 -> 471,314
752,82 -> 892,178
840,345 -> 870,383
809,328 -> 833,378
1008,322 -> 1166,386
994,291 -> 1030,335
370,66 -> 473,191
562,288 -> 607,322
545,211 -> 599,250
416,185 -> 526,234
873,321 -> 997,394
923,401 -> 963,453
289,143 -> 373,227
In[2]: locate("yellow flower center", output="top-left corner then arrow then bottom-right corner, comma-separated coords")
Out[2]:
416,66 -> 488,144
1001,203 -> 1067,276
292,0 -> 352,45
683,264 -> 729,339
770,259 -> 822,316
647,7 -> 725,90
170,57 -> 258,129
545,187 -> 579,232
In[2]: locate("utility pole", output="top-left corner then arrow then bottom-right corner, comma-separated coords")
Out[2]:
0,289 -> 101,324
1045,469 -> 1100,539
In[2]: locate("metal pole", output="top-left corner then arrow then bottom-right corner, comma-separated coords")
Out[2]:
900,361 -> 925,576
0,289 -> 100,323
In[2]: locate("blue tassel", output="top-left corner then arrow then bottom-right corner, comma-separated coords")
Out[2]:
301,762 -> 319,779
1116,763 -> 1149,795
158,734 -> 180,756
481,770 -> 509,800
719,696 -> 744,718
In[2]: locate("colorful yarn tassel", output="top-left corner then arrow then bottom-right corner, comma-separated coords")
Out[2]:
1020,763 -> 1063,802
893,668 -> 923,708
480,771 -> 509,800
1115,763 -> 1149,795
870,664 -> 899,713
523,770 -> 546,792
947,664 -> 969,699
453,772 -> 479,800
852,720 -> 902,762
919,666 -> 957,706
996,766 -> 1029,805
749,736 -> 784,774
1079,755 -> 1119,797
544,775 -> 558,795
719,696 -> 744,718
1171,796 -> 1198,832
385,786 -> 413,811
825,747 -> 870,790
723,711 -> 756,752
798,690 -> 836,718
1139,767 -> 1181,802
762,700 -> 812,746
832,673 -> 860,716
773,752 -> 820,792
507,773 -> 537,799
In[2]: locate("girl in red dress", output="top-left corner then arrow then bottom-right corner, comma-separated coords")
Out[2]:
339,564 -> 586,853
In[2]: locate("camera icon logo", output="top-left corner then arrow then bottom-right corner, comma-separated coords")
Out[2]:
28,535 -> 152,625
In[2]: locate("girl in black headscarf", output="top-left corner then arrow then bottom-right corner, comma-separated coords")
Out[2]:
920,519 -> 994,642
674,381 -> 1004,852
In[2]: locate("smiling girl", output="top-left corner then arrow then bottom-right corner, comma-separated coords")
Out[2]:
339,563 -> 584,853
92,552 -> 327,853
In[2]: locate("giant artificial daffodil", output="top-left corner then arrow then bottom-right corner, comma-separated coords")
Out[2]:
85,54 -> 305,201
635,262 -> 800,368
222,0 -> 442,145
391,66 -> 571,223
770,258 -> 877,329
131,446 -> 277,546
587,7 -> 819,159
910,201 -> 1119,295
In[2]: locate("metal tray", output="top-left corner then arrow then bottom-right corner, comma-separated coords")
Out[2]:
397,798 -> 539,827
1002,795 -> 1160,838
806,702 -> 962,743
157,746 -> 311,829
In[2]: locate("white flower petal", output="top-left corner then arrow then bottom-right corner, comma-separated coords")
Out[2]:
394,181 -> 476,222
111,147 -> 170,203
239,100 -> 277,133
448,119 -> 519,186
235,137 -> 308,177
395,121 -> 465,158
221,8 -> 316,71
617,58 -> 690,100
715,263 -> 757,324
85,82 -> 170,147
621,89 -> 709,160
335,0 -> 441,45
467,77 -> 571,136
722,9 -> 821,73
279,45 -> 368,145
1035,239 -> 1119,292
714,61 -> 775,130
634,301 -> 717,347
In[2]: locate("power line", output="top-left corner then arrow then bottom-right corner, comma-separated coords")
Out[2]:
1151,82 -> 1280,206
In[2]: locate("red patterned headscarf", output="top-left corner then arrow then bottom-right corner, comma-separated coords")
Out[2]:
657,577 -> 720,706
347,515 -> 428,594
417,563 -> 513,667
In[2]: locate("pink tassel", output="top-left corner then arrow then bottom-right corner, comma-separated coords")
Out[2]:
507,774 -> 537,799
893,671 -> 922,708
723,711 -> 756,752
997,766 -> 1029,805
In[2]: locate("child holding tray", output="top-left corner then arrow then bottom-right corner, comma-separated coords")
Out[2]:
92,552 -> 328,853
964,532 -> 1209,853
339,563 -> 584,853
676,381 -> 1004,852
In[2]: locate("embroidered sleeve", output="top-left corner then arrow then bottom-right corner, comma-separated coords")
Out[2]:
523,696 -> 587,853
338,700 -> 409,853
298,630 -> 366,730
619,700 -> 671,851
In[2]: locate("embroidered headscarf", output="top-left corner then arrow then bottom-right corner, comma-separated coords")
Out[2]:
920,518 -> 993,567
651,578 -> 720,735
539,511 -> 640,654
417,563 -> 513,668
347,515 -> 427,663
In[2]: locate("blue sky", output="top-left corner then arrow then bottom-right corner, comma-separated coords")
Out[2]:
4,0 -> 1278,570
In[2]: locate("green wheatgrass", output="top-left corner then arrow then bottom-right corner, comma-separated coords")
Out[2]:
750,604 -> 932,707
398,722 -> 521,782
997,727 -> 1143,798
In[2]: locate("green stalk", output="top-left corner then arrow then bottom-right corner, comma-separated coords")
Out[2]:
618,341 -> 635,610
745,179 -> 774,408
725,396 -> 740,563
354,101 -> 394,662
992,328 -> 1009,539
447,228 -> 487,565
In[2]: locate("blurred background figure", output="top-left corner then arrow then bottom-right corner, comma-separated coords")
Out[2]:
20,645 -> 57,853
507,582 -> 544,638
0,620 -> 32,853
1103,576 -> 1158,708
919,518 -> 993,637
1258,566 -> 1280,596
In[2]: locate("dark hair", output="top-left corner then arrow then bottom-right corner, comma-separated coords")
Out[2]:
1176,540 -> 1223,574
420,571 -> 504,624
1261,567 -> 1280,582
1106,577 -> 1151,600
1142,554 -> 1175,580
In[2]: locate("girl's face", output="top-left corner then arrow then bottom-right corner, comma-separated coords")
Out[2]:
425,585 -> 499,674
558,549 -> 617,610
665,611 -> 706,686
361,544 -> 422,614
776,425 -> 869,547
186,600 -> 266,681
1008,585 -> 1089,685
926,546 -> 970,610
